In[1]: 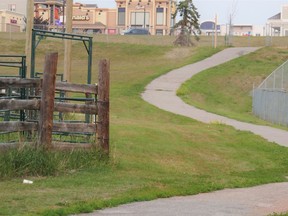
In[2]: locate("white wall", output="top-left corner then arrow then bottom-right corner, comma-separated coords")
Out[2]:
252,25 -> 265,36
219,24 -> 265,36
0,0 -> 27,15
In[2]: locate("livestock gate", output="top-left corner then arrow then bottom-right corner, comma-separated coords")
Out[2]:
253,60 -> 288,127
30,29 -> 93,84
0,30 -> 109,153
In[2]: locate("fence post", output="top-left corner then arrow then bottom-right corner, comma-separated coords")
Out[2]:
97,59 -> 110,154
38,52 -> 58,150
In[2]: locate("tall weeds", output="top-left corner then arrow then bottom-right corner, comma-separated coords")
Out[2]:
0,145 -> 106,179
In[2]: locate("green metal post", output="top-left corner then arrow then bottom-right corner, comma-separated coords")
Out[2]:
31,30 -> 36,78
22,56 -> 27,78
87,37 -> 93,84
20,56 -> 26,121
85,38 -> 93,123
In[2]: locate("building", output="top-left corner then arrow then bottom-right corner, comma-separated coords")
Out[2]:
0,9 -> 25,32
224,24 -> 264,36
34,1 -> 117,33
115,0 -> 177,35
200,21 -> 264,37
232,24 -> 253,36
200,21 -> 220,36
1,0 -> 176,35
34,0 -> 63,30
33,0 -> 176,35
0,0 -> 26,15
266,4 -> 288,36
72,2 -> 117,34
0,0 -> 25,32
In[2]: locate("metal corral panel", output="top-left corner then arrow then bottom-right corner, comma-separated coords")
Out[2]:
253,88 -> 288,127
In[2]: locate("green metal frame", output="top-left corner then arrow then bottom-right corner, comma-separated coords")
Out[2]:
31,29 -> 93,84
0,55 -> 26,121
0,54 -> 26,78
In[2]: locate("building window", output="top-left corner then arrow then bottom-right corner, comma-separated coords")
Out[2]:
8,4 -> 16,12
155,29 -> 163,35
118,8 -> 125,26
156,8 -> 164,25
131,12 -> 149,27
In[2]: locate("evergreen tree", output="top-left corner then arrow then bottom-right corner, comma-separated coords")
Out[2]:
173,0 -> 201,46
33,16 -> 49,30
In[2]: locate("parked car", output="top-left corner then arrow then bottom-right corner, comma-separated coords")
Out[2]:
123,28 -> 150,35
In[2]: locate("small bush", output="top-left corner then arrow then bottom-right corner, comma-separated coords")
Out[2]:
0,145 -> 106,179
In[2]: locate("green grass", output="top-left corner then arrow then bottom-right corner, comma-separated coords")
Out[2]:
178,46 -> 288,126
0,146 -> 106,179
92,34 -> 288,47
270,213 -> 288,216
1,34 -> 288,215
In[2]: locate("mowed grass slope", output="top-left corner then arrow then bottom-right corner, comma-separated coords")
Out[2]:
1,34 -> 288,216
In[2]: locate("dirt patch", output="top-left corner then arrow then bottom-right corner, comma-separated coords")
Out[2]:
164,47 -> 193,60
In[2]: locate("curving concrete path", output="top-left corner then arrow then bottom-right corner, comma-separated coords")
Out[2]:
77,183 -> 288,216
77,48 -> 288,216
142,47 -> 288,147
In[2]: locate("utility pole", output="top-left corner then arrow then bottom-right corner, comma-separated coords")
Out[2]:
25,0 -> 34,78
214,14 -> 217,48
228,14 -> 233,46
64,0 -> 72,83
144,6 -> 146,28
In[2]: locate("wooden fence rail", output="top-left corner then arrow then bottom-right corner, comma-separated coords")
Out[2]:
55,82 -> 98,94
0,121 -> 96,134
0,78 -> 41,88
0,95 -> 97,113
0,122 -> 38,132
0,53 -> 109,153
0,99 -> 40,110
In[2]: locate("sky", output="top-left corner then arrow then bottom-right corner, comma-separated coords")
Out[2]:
80,0 -> 288,25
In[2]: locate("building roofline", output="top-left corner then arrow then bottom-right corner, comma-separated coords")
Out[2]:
268,12 -> 281,20
233,24 -> 253,27
0,9 -> 25,16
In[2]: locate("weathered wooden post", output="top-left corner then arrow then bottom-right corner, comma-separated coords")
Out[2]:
97,59 -> 110,154
25,0 -> 34,78
38,52 -> 58,150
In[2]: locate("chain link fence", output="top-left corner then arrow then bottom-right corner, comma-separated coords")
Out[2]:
253,60 -> 288,127
257,61 -> 288,90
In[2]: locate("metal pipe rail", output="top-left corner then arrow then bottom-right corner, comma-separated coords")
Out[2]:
0,55 -> 26,78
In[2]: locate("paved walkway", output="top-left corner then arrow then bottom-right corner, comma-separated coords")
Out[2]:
78,183 -> 288,216
142,47 -> 288,147
78,47 -> 288,216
